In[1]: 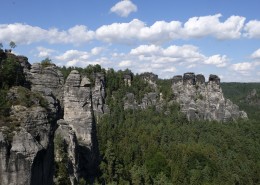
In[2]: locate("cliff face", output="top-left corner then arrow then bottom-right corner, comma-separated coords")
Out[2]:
0,61 -> 101,184
0,52 -> 249,185
55,70 -> 99,184
0,89 -> 54,185
172,73 -> 248,122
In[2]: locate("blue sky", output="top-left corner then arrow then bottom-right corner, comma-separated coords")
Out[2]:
0,0 -> 259,82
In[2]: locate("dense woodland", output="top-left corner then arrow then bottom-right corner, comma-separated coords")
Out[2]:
0,53 -> 260,184
94,69 -> 260,185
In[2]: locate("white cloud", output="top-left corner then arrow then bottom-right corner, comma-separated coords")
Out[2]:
96,19 -> 182,44
96,15 -> 246,44
130,44 -> 162,55
91,47 -> 104,55
244,20 -> 260,38
54,49 -> 112,67
162,45 -> 203,59
37,47 -> 56,58
230,62 -> 253,75
125,44 -> 228,76
138,20 -> 182,42
130,44 -> 206,64
183,14 -> 245,39
0,15 -> 255,46
119,60 -> 132,67
56,50 -> 90,61
0,23 -> 94,45
96,19 -> 145,44
110,0 -> 137,17
251,48 -> 260,59
163,67 -> 177,73
204,55 -> 228,67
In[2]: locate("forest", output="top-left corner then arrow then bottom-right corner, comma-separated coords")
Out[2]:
93,68 -> 260,185
0,54 -> 260,184
58,63 -> 260,184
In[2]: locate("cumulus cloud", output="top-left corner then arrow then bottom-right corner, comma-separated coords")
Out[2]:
130,44 -> 162,55
251,48 -> 260,59
0,23 -> 94,45
91,47 -> 104,55
230,49 -> 260,77
128,44 -> 228,72
110,0 -> 137,17
184,14 -> 245,39
204,55 -> 228,67
37,47 -> 56,58
230,62 -> 253,75
244,20 -> 260,38
96,19 -> 183,44
163,67 -> 177,73
55,50 -> 90,66
119,60 -> 132,67
56,50 -> 90,61
54,49 -> 111,67
96,14 -> 246,44
0,14 -> 256,46
130,44 -> 206,64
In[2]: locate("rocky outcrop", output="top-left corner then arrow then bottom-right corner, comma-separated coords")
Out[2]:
54,70 -> 98,184
124,92 -> 160,110
124,93 -> 138,110
172,73 -> 247,122
123,73 -> 132,87
0,104 -> 54,185
245,89 -> 260,105
140,72 -> 158,89
92,73 -> 108,115
28,63 -> 64,117
140,92 -> 159,109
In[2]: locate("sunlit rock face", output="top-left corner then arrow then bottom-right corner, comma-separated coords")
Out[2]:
56,70 -> 98,184
172,73 -> 248,122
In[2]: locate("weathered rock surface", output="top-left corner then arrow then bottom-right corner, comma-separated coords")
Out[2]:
28,63 -> 64,117
92,73 -> 107,115
54,70 -> 98,184
140,72 -> 158,90
0,104 -> 54,185
172,73 -> 248,122
245,89 -> 260,105
124,92 -> 161,110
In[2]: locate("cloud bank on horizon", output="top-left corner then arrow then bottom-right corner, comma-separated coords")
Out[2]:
0,0 -> 259,82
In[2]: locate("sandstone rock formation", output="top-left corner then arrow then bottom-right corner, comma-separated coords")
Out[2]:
172,73 -> 247,122
0,89 -> 54,185
124,92 -> 160,110
0,51 -> 251,185
54,70 -> 99,184
92,72 -> 107,115
28,63 -> 64,117
140,72 -> 158,90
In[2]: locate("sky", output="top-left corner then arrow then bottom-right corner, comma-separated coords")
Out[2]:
0,0 -> 259,82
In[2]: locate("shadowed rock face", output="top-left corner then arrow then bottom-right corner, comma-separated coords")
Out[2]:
209,74 -> 220,85
55,70 -> 99,184
92,73 -> 106,115
140,72 -> 158,89
172,73 -> 247,122
0,104 -> 54,185
196,74 -> 205,84
172,75 -> 183,84
183,72 -> 195,85
0,63 -> 65,185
